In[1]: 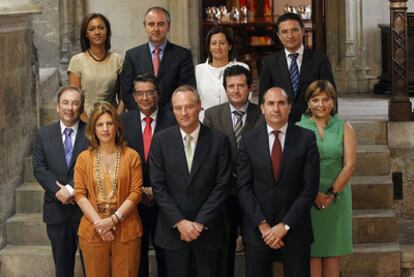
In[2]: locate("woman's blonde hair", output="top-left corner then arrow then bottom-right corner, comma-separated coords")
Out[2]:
86,101 -> 126,150
304,80 -> 337,116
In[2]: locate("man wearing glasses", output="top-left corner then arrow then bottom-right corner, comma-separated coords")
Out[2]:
120,73 -> 176,277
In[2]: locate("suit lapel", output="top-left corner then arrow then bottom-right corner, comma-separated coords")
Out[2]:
143,44 -> 155,74
256,125 -> 275,183
187,125 -> 210,186
278,52 -> 294,96
243,103 -> 260,132
299,49 -> 312,88
220,104 -> 237,149
171,126 -> 190,181
131,111 -> 145,159
277,124 -> 297,183
50,123 -> 69,170
157,41 -> 171,79
69,121 -> 88,170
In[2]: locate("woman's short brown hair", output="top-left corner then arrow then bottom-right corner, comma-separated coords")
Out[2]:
86,102 -> 126,150
304,80 -> 337,116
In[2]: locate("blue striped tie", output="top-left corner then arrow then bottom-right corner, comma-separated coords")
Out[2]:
63,128 -> 73,166
289,53 -> 300,97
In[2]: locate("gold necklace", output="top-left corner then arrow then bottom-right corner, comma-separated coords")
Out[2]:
95,148 -> 120,203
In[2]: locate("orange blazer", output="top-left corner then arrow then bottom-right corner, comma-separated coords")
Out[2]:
74,147 -> 143,242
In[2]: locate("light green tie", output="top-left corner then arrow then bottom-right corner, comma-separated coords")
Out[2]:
184,134 -> 193,173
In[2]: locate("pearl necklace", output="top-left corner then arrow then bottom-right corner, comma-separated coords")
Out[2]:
95,148 -> 120,203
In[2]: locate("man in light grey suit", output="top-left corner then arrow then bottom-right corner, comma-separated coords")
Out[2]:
33,86 -> 88,277
204,65 -> 263,277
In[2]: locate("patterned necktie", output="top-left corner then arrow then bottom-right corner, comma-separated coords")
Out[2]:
143,117 -> 153,161
184,134 -> 193,173
153,47 -> 160,76
271,130 -> 282,179
233,110 -> 245,147
63,128 -> 73,166
289,53 -> 300,97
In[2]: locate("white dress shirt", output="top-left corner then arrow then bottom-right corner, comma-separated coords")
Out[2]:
267,123 -> 288,154
229,102 -> 249,128
59,120 -> 80,196
180,124 -> 201,161
140,109 -> 158,135
284,44 -> 304,73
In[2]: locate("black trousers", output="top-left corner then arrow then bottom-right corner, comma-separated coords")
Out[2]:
244,243 -> 311,277
163,243 -> 222,277
221,194 -> 242,277
46,219 -> 84,277
138,204 -> 166,277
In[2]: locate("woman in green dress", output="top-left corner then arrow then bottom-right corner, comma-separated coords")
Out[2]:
298,80 -> 356,277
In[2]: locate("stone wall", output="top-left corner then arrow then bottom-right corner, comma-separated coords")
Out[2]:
0,0 -> 41,248
388,122 -> 414,217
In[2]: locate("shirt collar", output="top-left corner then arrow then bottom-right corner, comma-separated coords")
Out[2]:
180,123 -> 201,142
267,122 -> 288,136
148,40 -> 168,53
284,44 -> 304,59
140,109 -> 158,122
229,102 -> 249,114
60,120 -> 79,135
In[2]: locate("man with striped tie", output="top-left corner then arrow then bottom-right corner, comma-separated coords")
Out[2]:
33,86 -> 88,277
204,65 -> 263,277
259,12 -> 336,123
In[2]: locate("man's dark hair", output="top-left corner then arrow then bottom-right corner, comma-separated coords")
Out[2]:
275,12 -> 304,33
223,65 -> 252,89
133,73 -> 160,93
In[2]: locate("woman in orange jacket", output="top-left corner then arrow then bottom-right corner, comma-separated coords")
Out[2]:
74,101 -> 143,277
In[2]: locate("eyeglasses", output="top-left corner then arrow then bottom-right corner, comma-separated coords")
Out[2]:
133,90 -> 157,97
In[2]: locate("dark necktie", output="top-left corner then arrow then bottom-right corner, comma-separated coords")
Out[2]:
233,110 -> 245,147
143,117 -> 153,161
289,53 -> 300,96
153,47 -> 160,76
271,130 -> 282,179
63,128 -> 73,166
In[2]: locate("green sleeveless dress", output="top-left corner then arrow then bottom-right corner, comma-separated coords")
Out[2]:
298,114 -> 352,257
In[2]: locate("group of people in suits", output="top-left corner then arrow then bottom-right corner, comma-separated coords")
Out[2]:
32,5 -> 355,277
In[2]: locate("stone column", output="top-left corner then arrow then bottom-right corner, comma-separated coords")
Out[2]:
0,0 -> 41,248
327,0 -> 371,94
388,0 -> 413,121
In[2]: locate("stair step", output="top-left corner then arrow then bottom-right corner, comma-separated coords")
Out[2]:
0,245 -> 83,277
356,145 -> 390,176
16,182 -> 44,213
353,209 -> 397,243
351,176 -> 393,209
341,242 -> 400,277
5,213 -> 49,245
351,120 -> 387,144
24,156 -> 35,182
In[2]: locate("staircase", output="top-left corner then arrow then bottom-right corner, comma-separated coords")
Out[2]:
341,120 -> 400,276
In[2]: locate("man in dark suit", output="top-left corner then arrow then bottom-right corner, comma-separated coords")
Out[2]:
259,12 -> 336,123
120,6 -> 196,111
120,73 -> 175,277
150,85 -> 231,277
33,86 -> 88,277
203,65 -> 263,277
238,87 -> 320,277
